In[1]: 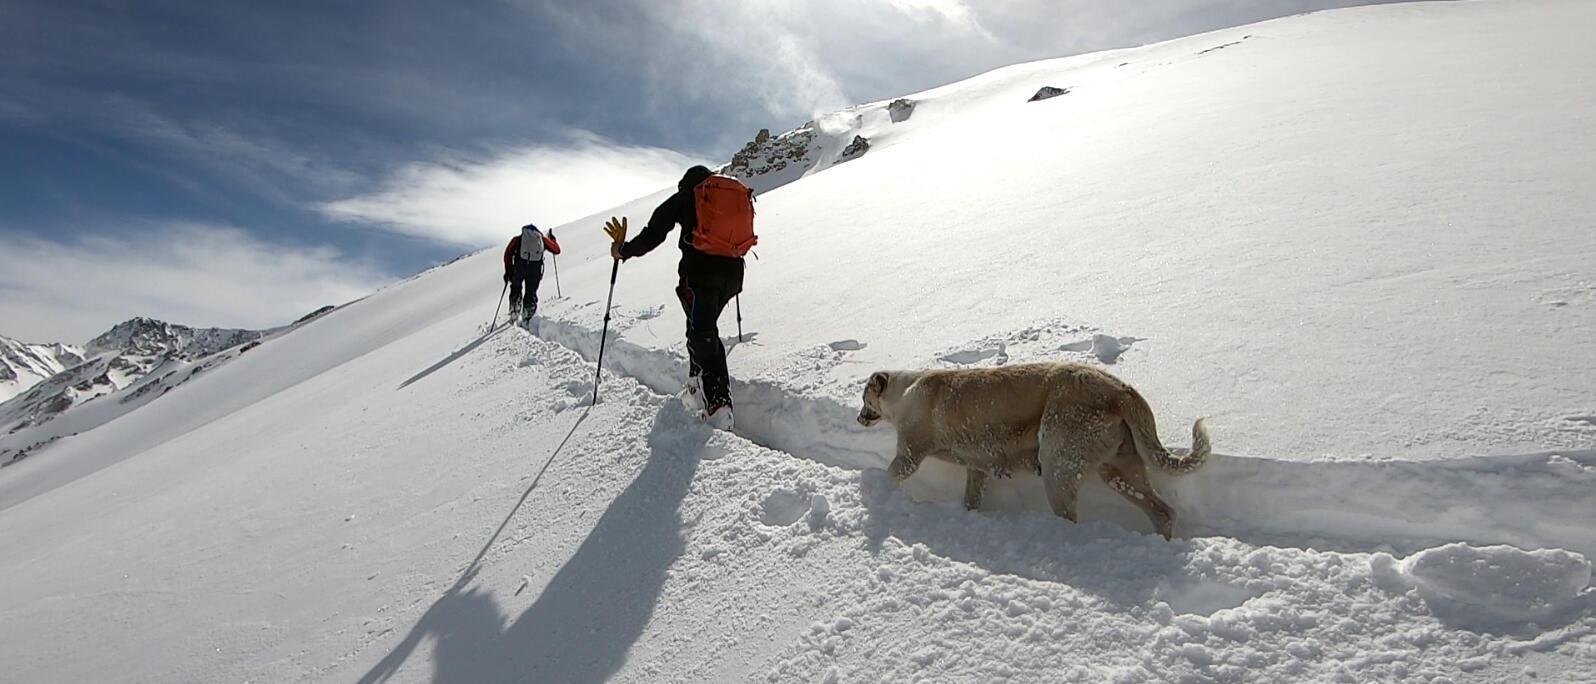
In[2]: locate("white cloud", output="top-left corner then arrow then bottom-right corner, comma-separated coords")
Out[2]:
881,0 -> 983,28
595,0 -> 1411,147
0,223 -> 390,343
320,132 -> 699,247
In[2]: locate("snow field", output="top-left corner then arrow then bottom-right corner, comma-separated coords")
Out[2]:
400,326 -> 1596,682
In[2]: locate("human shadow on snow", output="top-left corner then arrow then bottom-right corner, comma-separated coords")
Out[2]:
357,401 -> 706,684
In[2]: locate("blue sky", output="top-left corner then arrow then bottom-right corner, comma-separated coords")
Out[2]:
1,0 -> 1401,342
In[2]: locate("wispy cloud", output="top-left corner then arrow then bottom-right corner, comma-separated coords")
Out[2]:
0,223 -> 390,343
320,132 -> 698,247
12,90 -> 366,206
113,102 -> 366,202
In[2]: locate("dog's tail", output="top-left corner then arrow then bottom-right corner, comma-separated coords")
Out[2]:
1126,393 -> 1210,474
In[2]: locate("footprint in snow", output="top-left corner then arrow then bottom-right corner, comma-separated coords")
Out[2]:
1062,334 -> 1142,364
828,339 -> 866,352
559,380 -> 589,398
760,489 -> 810,527
939,344 -> 1007,365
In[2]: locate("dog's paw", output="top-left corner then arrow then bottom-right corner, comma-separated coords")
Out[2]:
888,459 -> 917,481
990,464 -> 1012,479
1154,512 -> 1175,540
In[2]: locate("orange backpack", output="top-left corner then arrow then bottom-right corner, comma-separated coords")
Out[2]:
691,174 -> 757,258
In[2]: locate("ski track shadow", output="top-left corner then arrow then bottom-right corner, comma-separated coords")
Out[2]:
398,325 -> 510,390
357,402 -> 709,684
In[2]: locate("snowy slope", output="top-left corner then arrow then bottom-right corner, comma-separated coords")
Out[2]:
2,1 -> 1595,682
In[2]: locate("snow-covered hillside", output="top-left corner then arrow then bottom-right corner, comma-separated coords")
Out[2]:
2,1 -> 1594,682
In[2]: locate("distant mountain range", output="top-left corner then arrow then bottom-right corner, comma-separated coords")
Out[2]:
1,311 -> 333,466
0,338 -> 85,404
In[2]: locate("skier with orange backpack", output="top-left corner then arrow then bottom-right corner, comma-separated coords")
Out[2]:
606,165 -> 756,426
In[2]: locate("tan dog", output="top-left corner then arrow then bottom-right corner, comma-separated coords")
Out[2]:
857,362 -> 1210,538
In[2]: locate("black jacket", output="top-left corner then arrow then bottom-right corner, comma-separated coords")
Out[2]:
619,166 -> 744,279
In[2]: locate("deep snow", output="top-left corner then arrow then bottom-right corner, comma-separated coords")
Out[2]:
2,1 -> 1595,682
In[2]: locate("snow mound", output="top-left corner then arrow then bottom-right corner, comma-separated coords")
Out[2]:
1375,544 -> 1592,623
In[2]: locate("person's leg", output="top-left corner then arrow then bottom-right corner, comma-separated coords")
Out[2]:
521,260 -> 544,319
507,267 -> 524,317
702,277 -> 739,407
678,275 -> 731,406
706,270 -> 744,405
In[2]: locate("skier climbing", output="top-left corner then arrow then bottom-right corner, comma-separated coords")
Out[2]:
503,224 -> 561,326
606,165 -> 756,427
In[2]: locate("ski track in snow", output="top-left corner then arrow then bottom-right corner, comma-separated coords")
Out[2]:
454,322 -> 1596,683
524,313 -> 1596,561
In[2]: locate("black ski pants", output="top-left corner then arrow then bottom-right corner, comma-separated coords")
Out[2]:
508,259 -> 544,316
675,270 -> 743,405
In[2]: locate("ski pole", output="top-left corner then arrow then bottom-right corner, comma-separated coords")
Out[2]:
552,253 -> 562,297
594,216 -> 629,405
735,294 -> 743,343
490,281 -> 508,328
593,259 -> 619,404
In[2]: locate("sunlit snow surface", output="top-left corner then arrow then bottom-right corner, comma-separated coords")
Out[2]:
2,1 -> 1595,682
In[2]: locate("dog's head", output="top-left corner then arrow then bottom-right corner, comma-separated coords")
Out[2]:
857,371 -> 890,427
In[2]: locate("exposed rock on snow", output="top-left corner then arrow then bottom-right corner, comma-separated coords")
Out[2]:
725,127 -> 817,181
838,135 -> 870,163
85,317 -> 261,360
294,305 -> 337,325
888,98 -> 916,122
1028,85 -> 1071,102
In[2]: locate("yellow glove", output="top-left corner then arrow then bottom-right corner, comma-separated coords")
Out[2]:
603,216 -> 628,244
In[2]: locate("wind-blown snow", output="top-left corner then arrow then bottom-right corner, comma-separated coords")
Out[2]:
2,1 -> 1594,682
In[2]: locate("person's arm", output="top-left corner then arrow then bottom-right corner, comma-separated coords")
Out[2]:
542,231 -> 561,255
503,237 -> 519,274
619,193 -> 683,259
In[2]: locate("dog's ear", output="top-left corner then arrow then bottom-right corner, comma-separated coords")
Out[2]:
866,371 -> 888,395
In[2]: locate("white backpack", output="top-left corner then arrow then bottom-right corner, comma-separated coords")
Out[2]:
518,225 -> 546,262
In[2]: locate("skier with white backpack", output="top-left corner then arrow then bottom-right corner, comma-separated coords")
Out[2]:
502,223 -> 561,326
605,165 -> 757,426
